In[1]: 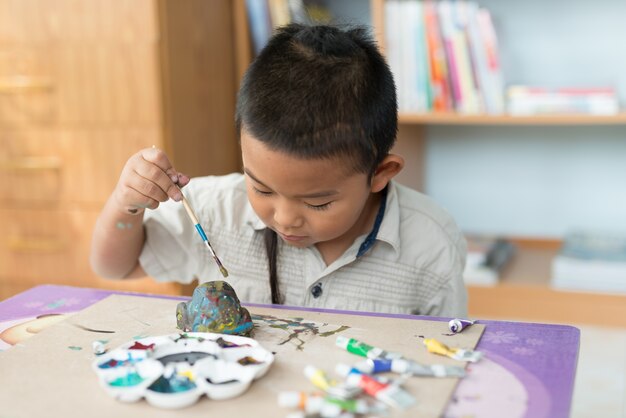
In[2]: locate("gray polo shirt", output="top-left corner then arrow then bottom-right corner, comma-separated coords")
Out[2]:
140,173 -> 467,317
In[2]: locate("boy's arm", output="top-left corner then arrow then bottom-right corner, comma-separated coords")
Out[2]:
90,195 -> 148,279
89,147 -> 188,279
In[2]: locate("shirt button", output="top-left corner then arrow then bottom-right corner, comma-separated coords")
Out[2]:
311,283 -> 323,298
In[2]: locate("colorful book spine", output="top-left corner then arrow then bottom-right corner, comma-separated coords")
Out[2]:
452,1 -> 481,114
475,8 -> 505,114
424,0 -> 452,111
385,0 -> 505,115
438,1 -> 463,112
411,1 -> 432,112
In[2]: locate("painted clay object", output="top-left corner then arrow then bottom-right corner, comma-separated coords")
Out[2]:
176,281 -> 253,336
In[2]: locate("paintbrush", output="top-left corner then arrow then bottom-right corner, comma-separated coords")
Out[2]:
177,185 -> 229,278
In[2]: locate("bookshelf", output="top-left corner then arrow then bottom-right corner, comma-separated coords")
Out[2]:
233,0 -> 626,326
399,112 -> 626,126
371,0 -> 626,326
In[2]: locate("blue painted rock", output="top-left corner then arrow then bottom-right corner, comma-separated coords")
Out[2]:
176,281 -> 253,336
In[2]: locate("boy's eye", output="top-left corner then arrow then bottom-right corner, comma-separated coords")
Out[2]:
306,202 -> 332,211
253,187 -> 273,196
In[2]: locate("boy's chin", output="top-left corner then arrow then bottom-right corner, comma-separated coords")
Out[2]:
279,237 -> 312,248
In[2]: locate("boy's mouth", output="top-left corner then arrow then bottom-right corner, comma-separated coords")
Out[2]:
277,231 -> 308,243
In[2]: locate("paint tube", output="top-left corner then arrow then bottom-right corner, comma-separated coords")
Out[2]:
448,318 -> 476,333
278,392 -> 326,414
354,358 -> 466,378
335,336 -> 403,360
335,364 -> 416,410
278,391 -> 381,416
285,412 -> 355,418
423,338 -> 483,362
303,365 -> 361,399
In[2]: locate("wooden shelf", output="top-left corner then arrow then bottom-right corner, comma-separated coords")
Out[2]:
399,112 -> 626,126
467,238 -> 626,327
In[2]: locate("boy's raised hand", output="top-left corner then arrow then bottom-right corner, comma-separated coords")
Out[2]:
113,147 -> 190,215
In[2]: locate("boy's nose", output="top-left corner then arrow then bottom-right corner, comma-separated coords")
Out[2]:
273,201 -> 303,230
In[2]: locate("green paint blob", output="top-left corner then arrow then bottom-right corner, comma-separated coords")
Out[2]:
109,372 -> 144,387
67,346 -> 83,351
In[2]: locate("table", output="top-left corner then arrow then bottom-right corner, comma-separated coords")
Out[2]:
0,285 -> 579,418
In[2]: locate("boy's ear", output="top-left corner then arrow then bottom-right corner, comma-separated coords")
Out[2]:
370,154 -> 405,193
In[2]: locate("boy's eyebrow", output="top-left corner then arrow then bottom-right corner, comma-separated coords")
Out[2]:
244,168 -> 339,199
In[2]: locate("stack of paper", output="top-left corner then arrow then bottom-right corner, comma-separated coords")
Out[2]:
507,86 -> 619,116
551,231 -> 626,294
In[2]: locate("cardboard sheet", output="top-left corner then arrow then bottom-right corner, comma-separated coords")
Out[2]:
0,295 -> 484,417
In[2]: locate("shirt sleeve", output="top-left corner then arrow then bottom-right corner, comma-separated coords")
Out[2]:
139,198 -> 201,284
424,276 -> 468,317
422,233 -> 468,317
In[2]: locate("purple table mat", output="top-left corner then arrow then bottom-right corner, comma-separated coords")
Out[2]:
0,285 -> 579,418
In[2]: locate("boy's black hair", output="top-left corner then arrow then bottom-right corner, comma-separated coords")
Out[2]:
235,24 -> 398,303
236,23 -> 397,175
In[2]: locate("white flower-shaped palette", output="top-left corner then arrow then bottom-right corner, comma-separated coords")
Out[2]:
92,332 -> 274,409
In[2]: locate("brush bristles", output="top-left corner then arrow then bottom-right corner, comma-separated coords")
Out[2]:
219,266 -> 229,278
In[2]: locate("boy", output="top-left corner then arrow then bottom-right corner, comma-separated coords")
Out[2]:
90,24 -> 467,316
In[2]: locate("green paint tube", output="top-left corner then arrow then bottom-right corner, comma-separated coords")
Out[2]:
335,336 -> 403,360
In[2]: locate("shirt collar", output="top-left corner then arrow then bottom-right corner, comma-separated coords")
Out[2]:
356,186 -> 387,257
357,182 -> 401,257
249,211 -> 266,231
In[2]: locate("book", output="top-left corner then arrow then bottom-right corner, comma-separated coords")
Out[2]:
507,86 -> 619,116
268,0 -> 291,28
437,1 -> 463,112
287,0 -> 308,24
384,0 -> 505,114
551,231 -> 626,294
246,0 -> 273,55
423,0 -> 452,112
452,1 -> 483,114
466,5 -> 505,114
246,0 -> 333,57
385,0 -> 401,107
464,236 -> 516,286
408,0 -> 432,112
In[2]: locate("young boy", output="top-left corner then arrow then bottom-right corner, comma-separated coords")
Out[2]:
90,24 -> 467,317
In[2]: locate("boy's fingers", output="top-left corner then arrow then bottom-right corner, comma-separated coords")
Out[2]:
142,147 -> 180,184
127,171 -> 169,203
177,173 -> 190,188
116,187 -> 160,215
136,151 -> 183,202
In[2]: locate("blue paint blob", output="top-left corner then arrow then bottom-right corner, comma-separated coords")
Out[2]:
148,375 -> 196,393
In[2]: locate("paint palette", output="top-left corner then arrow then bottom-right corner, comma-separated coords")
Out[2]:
92,332 -> 274,409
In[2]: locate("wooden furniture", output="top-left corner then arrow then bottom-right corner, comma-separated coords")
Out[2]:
468,238 -> 626,327
0,0 -> 241,300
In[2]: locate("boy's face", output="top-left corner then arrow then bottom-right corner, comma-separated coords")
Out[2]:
240,131 -> 377,251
